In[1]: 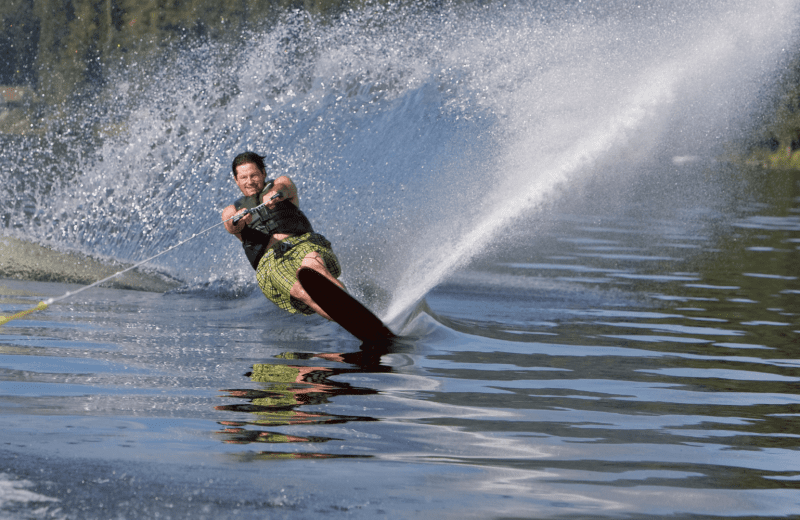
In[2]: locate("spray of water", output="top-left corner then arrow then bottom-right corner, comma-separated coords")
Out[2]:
380,0 -> 800,321
2,1 -> 797,325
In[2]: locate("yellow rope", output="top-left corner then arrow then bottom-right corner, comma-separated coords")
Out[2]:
0,301 -> 49,326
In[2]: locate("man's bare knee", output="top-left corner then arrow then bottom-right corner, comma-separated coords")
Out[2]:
289,281 -> 305,300
300,252 -> 326,270
298,252 -> 344,290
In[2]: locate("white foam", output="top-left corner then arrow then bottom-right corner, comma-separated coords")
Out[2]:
0,473 -> 58,515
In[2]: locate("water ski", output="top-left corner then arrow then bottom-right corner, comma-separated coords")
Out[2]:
297,267 -> 394,343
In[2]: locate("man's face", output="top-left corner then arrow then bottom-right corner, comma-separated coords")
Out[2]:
234,162 -> 266,198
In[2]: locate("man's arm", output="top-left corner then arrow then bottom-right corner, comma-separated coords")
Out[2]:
263,175 -> 299,207
221,203 -> 250,240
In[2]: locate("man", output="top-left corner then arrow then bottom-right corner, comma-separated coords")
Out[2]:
222,151 -> 344,320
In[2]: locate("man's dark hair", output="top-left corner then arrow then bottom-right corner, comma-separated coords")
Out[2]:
232,151 -> 266,178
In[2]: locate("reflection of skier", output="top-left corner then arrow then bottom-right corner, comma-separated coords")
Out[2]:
215,341 -> 400,448
215,363 -> 354,445
218,427 -> 311,445
221,151 -> 344,319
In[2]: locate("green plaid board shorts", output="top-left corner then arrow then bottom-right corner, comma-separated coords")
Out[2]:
255,232 -> 342,315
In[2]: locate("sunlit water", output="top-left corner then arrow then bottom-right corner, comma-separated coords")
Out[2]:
1,0 -> 800,518
2,162 -> 798,519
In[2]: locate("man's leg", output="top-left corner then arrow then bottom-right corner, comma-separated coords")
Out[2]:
289,252 -> 344,320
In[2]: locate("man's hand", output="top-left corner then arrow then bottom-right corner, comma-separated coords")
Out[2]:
263,176 -> 299,208
265,190 -> 286,208
222,204 -> 252,237
231,208 -> 253,231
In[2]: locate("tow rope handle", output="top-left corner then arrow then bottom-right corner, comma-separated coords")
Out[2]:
231,191 -> 284,225
232,203 -> 265,225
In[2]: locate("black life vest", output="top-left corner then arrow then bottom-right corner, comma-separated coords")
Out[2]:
233,181 -> 314,270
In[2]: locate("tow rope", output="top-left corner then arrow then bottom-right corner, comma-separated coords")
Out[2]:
0,208 -> 253,326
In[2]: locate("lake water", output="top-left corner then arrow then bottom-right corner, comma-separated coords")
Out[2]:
2,162 -> 799,519
1,1 -> 800,518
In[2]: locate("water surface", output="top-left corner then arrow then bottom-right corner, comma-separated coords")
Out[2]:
1,1 -> 799,518
2,164 -> 799,519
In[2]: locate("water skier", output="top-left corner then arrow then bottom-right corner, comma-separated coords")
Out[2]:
221,151 -> 344,320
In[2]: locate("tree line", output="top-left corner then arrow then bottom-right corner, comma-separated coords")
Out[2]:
0,0 -> 365,105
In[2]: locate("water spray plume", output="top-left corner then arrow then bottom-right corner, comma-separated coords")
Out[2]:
382,1 -> 800,323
